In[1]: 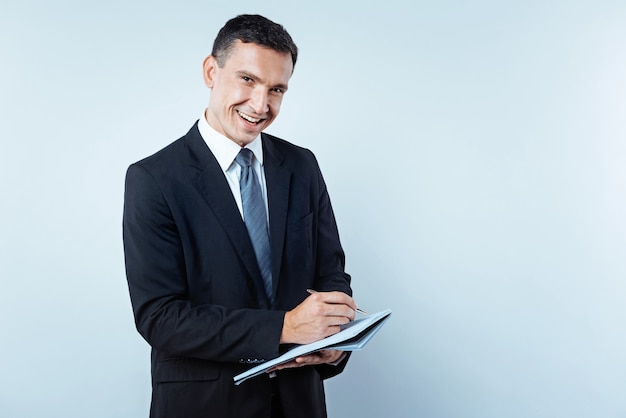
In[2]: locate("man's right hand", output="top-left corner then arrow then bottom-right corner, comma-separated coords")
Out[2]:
280,291 -> 356,345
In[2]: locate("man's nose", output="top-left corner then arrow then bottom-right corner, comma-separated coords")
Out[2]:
249,89 -> 269,114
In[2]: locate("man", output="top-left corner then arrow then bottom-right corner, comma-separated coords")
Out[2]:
123,14 -> 357,418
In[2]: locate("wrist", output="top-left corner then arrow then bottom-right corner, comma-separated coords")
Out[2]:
280,310 -> 295,344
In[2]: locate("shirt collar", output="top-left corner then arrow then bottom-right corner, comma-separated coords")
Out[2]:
197,110 -> 264,171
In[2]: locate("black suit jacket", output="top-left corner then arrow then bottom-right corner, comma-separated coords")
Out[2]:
123,123 -> 352,418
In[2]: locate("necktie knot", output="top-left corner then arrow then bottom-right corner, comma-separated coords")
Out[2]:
235,148 -> 254,168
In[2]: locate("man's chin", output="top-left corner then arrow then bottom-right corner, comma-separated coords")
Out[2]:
238,125 -> 269,143
231,132 -> 260,146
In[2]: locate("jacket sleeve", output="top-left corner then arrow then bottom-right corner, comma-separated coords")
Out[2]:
123,163 -> 284,363
311,151 -> 352,296
309,153 -> 353,380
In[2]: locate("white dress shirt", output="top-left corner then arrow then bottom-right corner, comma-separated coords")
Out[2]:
197,111 -> 269,223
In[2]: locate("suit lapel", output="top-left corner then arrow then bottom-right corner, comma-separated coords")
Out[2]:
185,124 -> 271,308
262,133 -> 291,301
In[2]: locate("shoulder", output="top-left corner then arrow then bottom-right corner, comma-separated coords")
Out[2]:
262,132 -> 319,169
127,123 -> 201,178
132,134 -> 188,171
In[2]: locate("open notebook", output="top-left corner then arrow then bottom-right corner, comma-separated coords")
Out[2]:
234,308 -> 392,385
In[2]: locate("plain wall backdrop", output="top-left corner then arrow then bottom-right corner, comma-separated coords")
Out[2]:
1,0 -> 625,417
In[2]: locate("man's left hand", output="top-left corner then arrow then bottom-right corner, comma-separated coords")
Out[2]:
267,350 -> 344,372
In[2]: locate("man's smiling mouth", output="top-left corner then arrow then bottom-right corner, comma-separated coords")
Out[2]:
237,110 -> 263,124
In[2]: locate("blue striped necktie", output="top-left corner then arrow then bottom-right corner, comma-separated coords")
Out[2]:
235,148 -> 274,307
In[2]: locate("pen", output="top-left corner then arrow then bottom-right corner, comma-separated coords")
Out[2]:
306,289 -> 368,315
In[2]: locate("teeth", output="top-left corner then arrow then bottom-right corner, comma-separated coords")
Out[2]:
238,111 -> 261,123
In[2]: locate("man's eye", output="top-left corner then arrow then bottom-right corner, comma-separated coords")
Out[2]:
242,76 -> 252,82
271,88 -> 283,94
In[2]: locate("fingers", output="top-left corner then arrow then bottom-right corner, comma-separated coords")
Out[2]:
306,291 -> 357,319
308,290 -> 357,310
280,291 -> 358,344
266,350 -> 344,372
302,291 -> 356,334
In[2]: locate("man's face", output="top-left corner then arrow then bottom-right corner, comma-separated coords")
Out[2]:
203,40 -> 293,146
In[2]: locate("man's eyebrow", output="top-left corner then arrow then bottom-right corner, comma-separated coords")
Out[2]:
235,70 -> 288,90
273,82 -> 289,91
236,70 -> 259,80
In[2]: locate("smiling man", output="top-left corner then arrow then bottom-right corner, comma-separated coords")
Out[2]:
203,40 -> 291,146
123,14 -> 357,418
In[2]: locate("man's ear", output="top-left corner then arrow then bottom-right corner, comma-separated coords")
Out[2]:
202,55 -> 218,88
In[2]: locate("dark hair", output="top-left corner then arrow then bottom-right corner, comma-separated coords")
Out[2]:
211,14 -> 298,70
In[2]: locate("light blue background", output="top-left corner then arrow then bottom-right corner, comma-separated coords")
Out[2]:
1,1 -> 625,417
